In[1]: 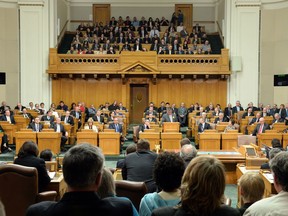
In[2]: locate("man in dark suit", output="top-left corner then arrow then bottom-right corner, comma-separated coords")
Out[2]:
0,101 -> 11,114
232,100 -> 244,114
245,102 -> 258,112
122,139 -> 157,192
214,113 -> 228,124
224,103 -> 233,120
133,39 -> 143,51
60,111 -> 74,126
161,108 -> 178,123
26,144 -> 134,216
1,110 -> 16,124
109,118 -> 123,134
165,45 -> 175,54
92,110 -> 104,124
51,117 -> 68,151
249,112 -> 261,125
0,125 -> 11,152
252,117 -> 270,136
22,108 -> 33,123
41,110 -> 55,124
56,101 -> 68,112
139,119 -> 151,132
118,102 -> 127,111
70,106 -> 82,129
278,104 -> 286,121
198,118 -> 211,133
146,114 -> 157,123
108,101 -> 119,111
242,108 -> 255,119
14,102 -> 26,111
28,117 -> 43,132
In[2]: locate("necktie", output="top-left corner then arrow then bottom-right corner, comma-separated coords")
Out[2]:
76,112 -> 79,119
115,124 -> 118,132
258,125 -> 263,134
36,124 -> 39,132
65,117 -> 68,124
169,115 -> 173,122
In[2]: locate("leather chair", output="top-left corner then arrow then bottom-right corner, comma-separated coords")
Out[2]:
132,125 -> 140,143
0,164 -> 57,216
115,180 -> 147,211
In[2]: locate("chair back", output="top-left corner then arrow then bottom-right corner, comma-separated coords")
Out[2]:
115,180 -> 147,211
0,164 -> 38,216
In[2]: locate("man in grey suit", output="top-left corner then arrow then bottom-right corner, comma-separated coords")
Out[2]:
161,108 -> 178,123
252,117 -> 270,136
178,102 -> 187,127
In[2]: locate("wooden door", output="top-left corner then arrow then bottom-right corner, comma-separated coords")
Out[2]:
130,84 -> 149,124
93,4 -> 110,25
175,4 -> 193,28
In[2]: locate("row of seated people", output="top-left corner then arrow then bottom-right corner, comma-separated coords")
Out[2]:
69,34 -> 211,55
17,139 -> 288,216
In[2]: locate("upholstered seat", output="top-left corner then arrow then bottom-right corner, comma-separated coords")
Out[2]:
0,164 -> 57,216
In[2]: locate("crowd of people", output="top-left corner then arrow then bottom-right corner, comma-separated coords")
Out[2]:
67,13 -> 212,55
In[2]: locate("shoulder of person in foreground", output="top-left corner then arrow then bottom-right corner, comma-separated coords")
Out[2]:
26,201 -> 56,216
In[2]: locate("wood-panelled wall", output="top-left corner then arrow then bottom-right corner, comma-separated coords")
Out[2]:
52,78 -> 227,111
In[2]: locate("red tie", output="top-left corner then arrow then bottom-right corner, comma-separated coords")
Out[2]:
258,125 -> 263,134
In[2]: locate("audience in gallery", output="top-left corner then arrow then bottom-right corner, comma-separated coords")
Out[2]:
237,172 -> 265,216
139,152 -> 185,216
68,15 -> 212,55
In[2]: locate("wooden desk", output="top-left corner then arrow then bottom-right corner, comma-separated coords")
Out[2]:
0,122 -> 17,144
139,132 -> 160,149
272,123 -> 287,133
162,122 -> 180,132
14,116 -> 30,131
221,133 -> 242,150
198,150 -> 245,184
76,131 -> 98,146
283,133 -> 288,147
15,131 -> 37,154
199,132 -> 221,150
45,172 -> 67,201
257,133 -> 283,147
37,132 -> 61,154
216,123 -> 228,132
62,123 -> 73,144
161,132 -> 182,150
98,132 -> 120,155
260,170 -> 277,198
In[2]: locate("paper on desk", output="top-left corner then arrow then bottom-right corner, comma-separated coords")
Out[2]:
264,173 -> 274,181
48,172 -> 56,179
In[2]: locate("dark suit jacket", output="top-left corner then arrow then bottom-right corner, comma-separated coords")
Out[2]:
260,163 -> 270,170
51,123 -> 66,136
41,115 -> 55,124
165,49 -> 175,54
214,117 -> 228,124
252,123 -> 270,136
92,115 -> 104,123
249,117 -> 260,125
242,112 -> 255,119
133,43 -> 143,51
70,110 -> 82,119
139,124 -> 150,132
109,123 -> 123,133
26,191 -> 133,216
152,205 -> 240,216
278,109 -> 287,120
122,150 -> 157,182
224,107 -> 232,118
1,115 -> 16,124
14,155 -> 51,192
60,115 -> 74,126
14,105 -> 26,111
56,105 -> 68,111
28,122 -> 43,132
198,122 -> 211,133
232,106 -> 244,114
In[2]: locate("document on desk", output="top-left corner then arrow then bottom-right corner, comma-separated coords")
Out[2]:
264,173 -> 274,183
48,172 -> 56,179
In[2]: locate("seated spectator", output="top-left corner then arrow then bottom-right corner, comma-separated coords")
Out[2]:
142,34 -> 151,44
50,117 -> 68,151
28,117 -> 43,132
224,119 -> 237,132
202,40 -> 211,52
132,16 -> 139,27
56,101 -> 68,111
198,117 -> 211,133
180,144 -> 198,167
26,144 -> 134,216
244,152 -> 288,215
97,168 -> 139,216
261,148 -> 282,169
139,119 -> 151,132
139,152 -> 185,216
14,141 -> 51,192
160,16 -> 169,26
122,139 -> 158,192
0,125 -> 11,153
40,149 -> 53,161
152,156 -> 239,216
67,46 -> 76,54
238,172 -> 265,216
84,118 -> 98,132
116,144 -> 137,169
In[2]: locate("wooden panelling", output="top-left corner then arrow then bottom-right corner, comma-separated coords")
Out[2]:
52,78 -> 227,120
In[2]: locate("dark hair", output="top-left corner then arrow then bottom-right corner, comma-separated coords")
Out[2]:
270,152 -> 288,192
154,152 -> 185,192
272,138 -> 282,148
63,143 -> 104,189
40,149 -> 53,161
126,144 -> 136,155
231,119 -> 235,125
180,138 -> 190,147
18,141 -> 39,158
137,139 -> 150,151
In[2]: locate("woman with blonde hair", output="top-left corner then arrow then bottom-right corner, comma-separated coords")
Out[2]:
84,118 -> 98,132
152,156 -> 240,216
